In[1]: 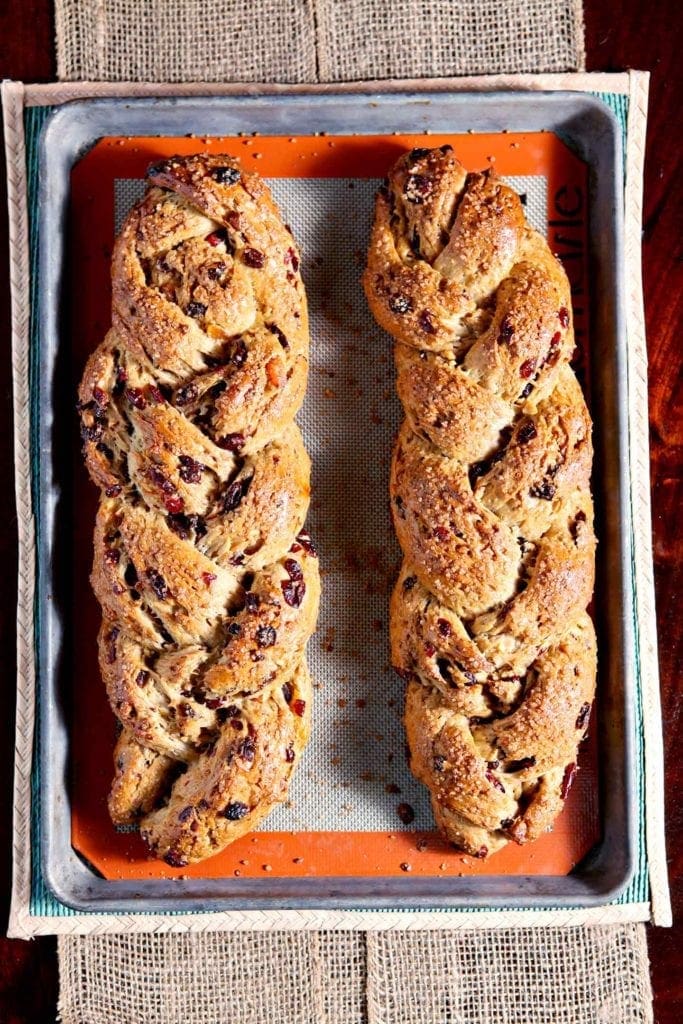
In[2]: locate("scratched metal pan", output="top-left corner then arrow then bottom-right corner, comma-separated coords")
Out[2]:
37,91 -> 635,913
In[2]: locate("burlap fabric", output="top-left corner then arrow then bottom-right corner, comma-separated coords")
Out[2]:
4,1 -> 647,1022
57,925 -> 653,1023
55,0 -> 586,83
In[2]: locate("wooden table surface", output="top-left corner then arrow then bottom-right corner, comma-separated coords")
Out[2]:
0,1 -> 680,1020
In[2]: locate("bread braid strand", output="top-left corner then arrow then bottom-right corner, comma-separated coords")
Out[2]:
78,155 -> 320,866
364,146 -> 596,857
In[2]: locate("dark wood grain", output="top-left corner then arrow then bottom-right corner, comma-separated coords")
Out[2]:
584,3 -> 683,1020
0,1 -> 681,1021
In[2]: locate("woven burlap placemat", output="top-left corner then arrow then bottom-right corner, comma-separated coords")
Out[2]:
56,924 -> 652,1024
55,0 -> 586,82
0,1 -> 667,1021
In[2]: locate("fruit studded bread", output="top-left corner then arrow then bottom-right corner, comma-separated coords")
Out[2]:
364,146 -> 596,858
78,154 -> 320,866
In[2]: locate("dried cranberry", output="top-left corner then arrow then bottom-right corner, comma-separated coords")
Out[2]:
226,211 -> 241,230
187,301 -> 207,319
295,531 -> 317,556
125,387 -> 147,410
211,166 -> 241,185
146,385 -> 165,404
222,475 -> 252,512
561,763 -> 577,800
217,433 -> 246,453
434,525 -> 449,542
175,383 -> 198,406
148,466 -> 175,495
202,572 -> 217,589
291,699 -> 306,717
243,248 -> 265,268
558,307 -> 570,328
284,247 -> 300,272
92,386 -> 108,406
106,627 -> 119,664
520,359 -> 536,379
405,173 -> 433,204
576,702 -> 591,730
178,455 -> 204,483
486,769 -> 505,793
285,745 -> 296,763
418,309 -> 437,334
104,547 -> 120,565
397,803 -> 415,825
424,641 -> 436,658
256,624 -> 277,648
403,575 -> 417,591
222,801 -> 249,820
284,558 -> 303,580
205,229 -> 228,246
282,580 -> 305,607
135,670 -> 149,687
529,481 -> 556,501
147,569 -> 169,600
437,618 -> 452,637
550,331 -> 562,349
517,420 -> 537,445
105,485 -> 122,498
238,737 -> 255,763
267,324 -> 289,350
164,494 -> 185,514
389,294 -> 412,314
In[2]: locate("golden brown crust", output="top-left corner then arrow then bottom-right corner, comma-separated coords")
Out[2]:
78,154 -> 319,865
364,146 -> 597,857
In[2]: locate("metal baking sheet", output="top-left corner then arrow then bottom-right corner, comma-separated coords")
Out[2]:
37,91 -> 634,913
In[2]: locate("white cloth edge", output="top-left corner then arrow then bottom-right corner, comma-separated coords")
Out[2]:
3,70 -> 669,937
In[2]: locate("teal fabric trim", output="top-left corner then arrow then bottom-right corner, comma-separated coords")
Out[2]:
590,89 -> 649,908
23,93 -> 649,918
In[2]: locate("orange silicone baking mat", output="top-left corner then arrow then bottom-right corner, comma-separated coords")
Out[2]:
68,130 -> 597,882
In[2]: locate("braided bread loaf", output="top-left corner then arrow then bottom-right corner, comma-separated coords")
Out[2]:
78,154 -> 320,866
364,146 -> 597,857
